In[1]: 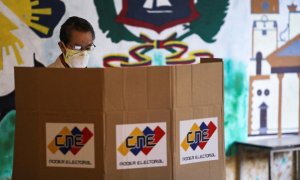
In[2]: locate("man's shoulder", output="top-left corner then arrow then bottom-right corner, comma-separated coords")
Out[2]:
48,56 -> 65,68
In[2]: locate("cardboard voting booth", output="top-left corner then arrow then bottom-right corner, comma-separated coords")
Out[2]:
13,59 -> 225,180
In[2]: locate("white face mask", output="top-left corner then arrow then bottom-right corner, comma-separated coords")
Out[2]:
63,49 -> 90,68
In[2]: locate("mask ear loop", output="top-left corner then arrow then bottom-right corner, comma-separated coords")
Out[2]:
58,41 -> 67,55
58,42 -> 70,68
59,54 -> 70,68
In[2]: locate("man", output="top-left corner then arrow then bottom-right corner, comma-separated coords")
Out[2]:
48,16 -> 95,68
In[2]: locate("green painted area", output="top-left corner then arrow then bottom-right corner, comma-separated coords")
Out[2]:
224,59 -> 248,156
93,0 -> 141,43
0,110 -> 16,180
177,0 -> 229,42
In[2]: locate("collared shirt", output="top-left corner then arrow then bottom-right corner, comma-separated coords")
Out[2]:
48,54 -> 69,68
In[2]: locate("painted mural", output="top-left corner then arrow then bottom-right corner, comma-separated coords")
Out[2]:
248,1 -> 300,135
94,0 -> 227,67
0,0 -> 299,179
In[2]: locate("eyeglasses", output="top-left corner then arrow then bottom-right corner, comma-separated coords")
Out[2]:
68,43 -> 96,51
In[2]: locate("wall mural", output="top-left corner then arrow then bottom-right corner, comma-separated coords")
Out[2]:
0,0 -> 299,179
248,1 -> 300,135
0,0 -> 64,178
94,0 -> 228,67
0,0 -> 65,120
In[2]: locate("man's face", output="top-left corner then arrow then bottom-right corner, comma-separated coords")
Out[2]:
60,30 -> 94,53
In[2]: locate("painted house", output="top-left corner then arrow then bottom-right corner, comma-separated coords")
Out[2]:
249,33 -> 300,135
288,4 -> 300,40
252,18 -> 278,59
251,0 -> 279,14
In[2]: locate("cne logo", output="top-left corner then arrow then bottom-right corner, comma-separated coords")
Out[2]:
118,126 -> 165,156
48,126 -> 93,155
181,121 -> 217,151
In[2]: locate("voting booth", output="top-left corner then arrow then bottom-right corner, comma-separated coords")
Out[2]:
13,59 -> 225,180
